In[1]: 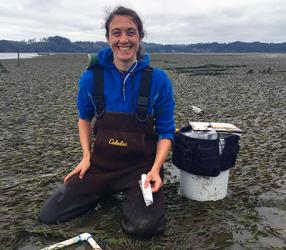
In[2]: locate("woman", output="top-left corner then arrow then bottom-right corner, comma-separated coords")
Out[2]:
39,6 -> 175,237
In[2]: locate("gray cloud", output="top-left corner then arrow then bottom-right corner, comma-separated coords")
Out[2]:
0,0 -> 285,43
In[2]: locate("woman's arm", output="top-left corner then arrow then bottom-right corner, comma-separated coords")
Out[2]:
145,70 -> 175,192
145,138 -> 172,192
64,118 -> 92,183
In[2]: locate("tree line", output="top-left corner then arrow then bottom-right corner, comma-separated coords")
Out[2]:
0,36 -> 286,53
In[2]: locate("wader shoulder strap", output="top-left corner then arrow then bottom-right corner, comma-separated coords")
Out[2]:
93,65 -> 153,120
93,65 -> 105,117
136,66 -> 153,122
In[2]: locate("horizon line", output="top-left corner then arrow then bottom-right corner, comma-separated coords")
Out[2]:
1,37 -> 286,46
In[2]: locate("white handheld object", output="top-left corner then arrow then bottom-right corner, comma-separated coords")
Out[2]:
139,174 -> 153,206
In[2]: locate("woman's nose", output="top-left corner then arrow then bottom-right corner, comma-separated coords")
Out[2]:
119,33 -> 128,43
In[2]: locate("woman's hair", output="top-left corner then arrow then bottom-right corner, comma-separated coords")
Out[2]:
105,6 -> 145,59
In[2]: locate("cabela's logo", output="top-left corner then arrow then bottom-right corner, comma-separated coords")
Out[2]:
109,138 -> 128,147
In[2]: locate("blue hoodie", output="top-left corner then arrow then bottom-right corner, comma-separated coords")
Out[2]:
77,47 -> 175,140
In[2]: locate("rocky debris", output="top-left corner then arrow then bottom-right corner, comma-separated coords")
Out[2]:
260,67 -> 273,74
0,63 -> 8,73
166,64 -> 229,76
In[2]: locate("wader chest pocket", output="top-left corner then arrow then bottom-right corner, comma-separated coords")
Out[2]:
94,128 -> 146,159
172,129 -> 240,177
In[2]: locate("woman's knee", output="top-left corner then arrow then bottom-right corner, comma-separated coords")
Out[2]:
38,202 -> 59,224
122,215 -> 165,237
38,186 -> 66,224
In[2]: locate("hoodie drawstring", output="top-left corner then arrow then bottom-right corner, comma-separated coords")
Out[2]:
122,61 -> 138,102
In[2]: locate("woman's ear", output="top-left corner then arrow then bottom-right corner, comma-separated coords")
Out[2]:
106,35 -> 110,44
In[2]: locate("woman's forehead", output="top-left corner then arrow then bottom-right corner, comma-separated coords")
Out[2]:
109,15 -> 138,30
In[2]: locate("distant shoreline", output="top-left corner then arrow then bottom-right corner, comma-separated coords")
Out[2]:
2,52 -> 286,61
1,36 -> 286,53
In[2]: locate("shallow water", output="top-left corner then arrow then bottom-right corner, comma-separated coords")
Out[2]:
0,53 -> 42,60
0,53 -> 285,249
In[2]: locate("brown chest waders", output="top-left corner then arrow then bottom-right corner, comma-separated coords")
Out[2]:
39,65 -> 165,237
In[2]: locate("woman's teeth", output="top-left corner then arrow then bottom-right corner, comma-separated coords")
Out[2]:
119,47 -> 130,51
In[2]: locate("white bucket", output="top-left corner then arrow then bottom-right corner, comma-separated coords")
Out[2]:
179,137 -> 229,201
179,169 -> 230,201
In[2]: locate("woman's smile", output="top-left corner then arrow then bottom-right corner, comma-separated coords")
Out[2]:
107,15 -> 141,70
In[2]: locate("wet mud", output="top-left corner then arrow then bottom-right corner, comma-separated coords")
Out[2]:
0,53 -> 285,249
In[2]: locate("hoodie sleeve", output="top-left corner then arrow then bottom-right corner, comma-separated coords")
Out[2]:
77,70 -> 95,121
153,70 -> 176,141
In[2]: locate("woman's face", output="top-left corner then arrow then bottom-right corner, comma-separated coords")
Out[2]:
107,15 -> 141,67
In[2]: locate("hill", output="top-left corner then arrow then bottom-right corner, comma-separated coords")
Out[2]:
1,36 -> 286,53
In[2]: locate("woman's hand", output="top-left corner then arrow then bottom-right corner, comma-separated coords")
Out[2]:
143,139 -> 171,192
64,158 -> 91,183
144,169 -> 163,193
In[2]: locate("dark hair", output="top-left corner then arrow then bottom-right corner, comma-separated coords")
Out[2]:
105,6 -> 145,59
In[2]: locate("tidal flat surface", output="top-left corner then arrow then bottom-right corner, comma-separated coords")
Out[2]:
0,53 -> 285,249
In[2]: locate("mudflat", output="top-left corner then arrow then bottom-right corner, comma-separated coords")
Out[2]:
1,53 -> 285,249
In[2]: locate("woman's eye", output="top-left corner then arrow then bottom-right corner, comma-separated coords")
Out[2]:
127,30 -> 136,36
112,31 -> 120,37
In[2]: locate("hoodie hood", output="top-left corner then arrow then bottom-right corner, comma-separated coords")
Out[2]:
97,47 -> 150,73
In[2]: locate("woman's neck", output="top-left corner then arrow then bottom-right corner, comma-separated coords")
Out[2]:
113,58 -> 137,72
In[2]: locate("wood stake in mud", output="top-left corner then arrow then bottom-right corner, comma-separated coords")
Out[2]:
17,51 -> 20,67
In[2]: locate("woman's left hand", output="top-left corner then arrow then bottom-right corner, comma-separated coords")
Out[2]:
145,169 -> 163,193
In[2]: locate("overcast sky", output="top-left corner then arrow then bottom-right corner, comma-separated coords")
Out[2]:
1,0 -> 286,44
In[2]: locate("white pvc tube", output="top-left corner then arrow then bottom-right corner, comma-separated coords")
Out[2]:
81,233 -> 102,249
41,233 -> 101,250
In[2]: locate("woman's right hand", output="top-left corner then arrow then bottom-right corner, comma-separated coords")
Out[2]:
64,158 -> 91,184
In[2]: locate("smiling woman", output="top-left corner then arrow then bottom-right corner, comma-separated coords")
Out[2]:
104,6 -> 145,64
106,15 -> 141,71
38,5 -> 175,239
